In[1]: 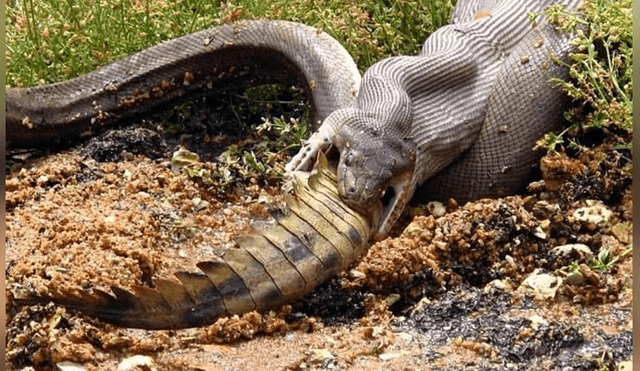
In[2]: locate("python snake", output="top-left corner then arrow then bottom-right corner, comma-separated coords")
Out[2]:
9,0 -> 581,329
287,0 -> 581,238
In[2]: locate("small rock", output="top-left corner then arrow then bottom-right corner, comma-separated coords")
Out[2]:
402,221 -> 425,236
426,201 -> 446,217
155,174 -> 167,186
573,200 -> 612,227
385,293 -> 401,306
504,254 -> 516,270
446,198 -> 458,211
433,240 -> 448,250
618,361 -> 633,371
483,278 -> 511,293
56,362 -> 87,371
36,175 -> 49,187
171,146 -> 200,174
528,314 -> 548,330
533,225 -> 547,239
117,355 -> 156,371
562,270 -> 585,285
309,348 -> 333,364
531,200 -> 560,219
518,269 -> 561,299
348,269 -> 366,279
192,197 -> 209,212
611,222 -> 632,244
551,244 -> 593,259
577,263 -> 600,286
379,351 -> 405,361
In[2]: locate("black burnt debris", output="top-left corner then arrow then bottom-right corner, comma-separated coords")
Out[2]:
396,285 -> 631,371
81,127 -> 168,162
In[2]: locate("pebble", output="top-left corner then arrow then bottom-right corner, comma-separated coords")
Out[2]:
309,348 -> 333,364
483,278 -> 511,294
36,175 -> 49,187
117,355 -> 156,371
518,269 -> 561,299
378,352 -> 404,361
611,222 -> 632,244
573,200 -> 612,227
528,314 -> 549,330
193,197 -> 210,211
618,361 -> 633,371
426,201 -> 446,217
348,269 -> 366,279
56,362 -> 87,371
551,243 -> 593,259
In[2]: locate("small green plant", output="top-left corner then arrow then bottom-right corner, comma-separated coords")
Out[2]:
565,245 -> 633,275
535,128 -> 571,155
216,115 -> 310,182
566,260 -> 581,273
588,246 -> 632,272
538,0 -> 633,154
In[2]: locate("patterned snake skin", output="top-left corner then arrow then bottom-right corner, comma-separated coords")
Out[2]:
6,20 -> 361,145
287,0 -> 581,239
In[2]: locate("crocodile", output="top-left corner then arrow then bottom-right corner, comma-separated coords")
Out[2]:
10,0 -> 580,329
15,153 -> 376,329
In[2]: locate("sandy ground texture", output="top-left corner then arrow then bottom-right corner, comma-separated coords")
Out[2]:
6,119 -> 633,371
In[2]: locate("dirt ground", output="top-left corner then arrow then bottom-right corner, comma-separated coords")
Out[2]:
6,118 -> 633,371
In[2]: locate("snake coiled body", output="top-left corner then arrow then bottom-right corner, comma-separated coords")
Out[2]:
10,0 -> 580,329
6,21 -> 361,146
287,0 -> 581,238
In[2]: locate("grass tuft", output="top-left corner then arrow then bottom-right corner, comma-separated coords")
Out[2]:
537,0 -> 633,157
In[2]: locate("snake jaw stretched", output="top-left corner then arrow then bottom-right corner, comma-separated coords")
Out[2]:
373,172 -> 415,240
336,136 -> 416,241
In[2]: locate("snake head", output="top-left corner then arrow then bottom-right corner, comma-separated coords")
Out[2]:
336,132 -> 416,241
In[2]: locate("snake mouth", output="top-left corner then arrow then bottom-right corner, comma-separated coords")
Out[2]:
372,182 -> 405,241
380,186 -> 396,211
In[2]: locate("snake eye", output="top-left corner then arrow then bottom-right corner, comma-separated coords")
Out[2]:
344,153 -> 354,167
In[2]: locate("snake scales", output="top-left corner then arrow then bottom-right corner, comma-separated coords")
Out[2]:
10,0 -> 580,329
287,0 -> 581,239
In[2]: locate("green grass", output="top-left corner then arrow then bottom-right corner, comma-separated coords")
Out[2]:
535,0 -> 633,157
6,0 -> 455,87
